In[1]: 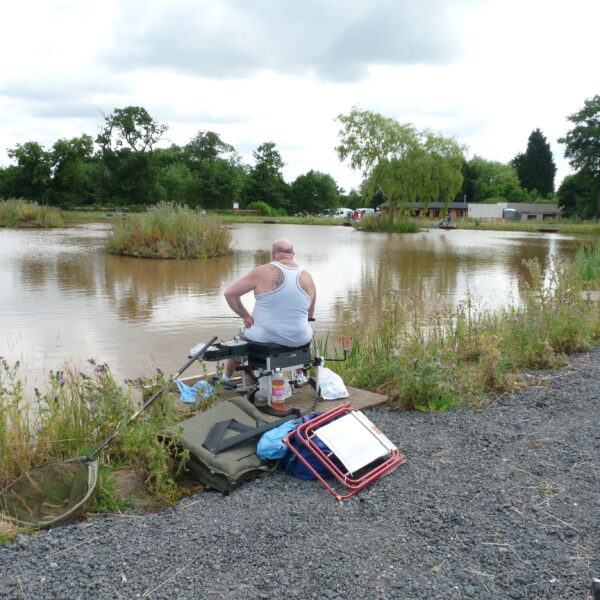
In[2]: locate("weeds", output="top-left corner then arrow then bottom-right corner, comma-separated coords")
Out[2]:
106,202 -> 231,258
0,198 -> 64,228
329,240 -> 600,412
0,358 -> 191,510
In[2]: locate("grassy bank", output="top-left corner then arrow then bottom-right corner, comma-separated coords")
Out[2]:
0,198 -> 64,228
106,203 -> 231,258
333,240 -> 600,412
455,218 -> 600,235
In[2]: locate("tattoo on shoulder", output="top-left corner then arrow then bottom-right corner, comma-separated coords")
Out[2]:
271,267 -> 284,290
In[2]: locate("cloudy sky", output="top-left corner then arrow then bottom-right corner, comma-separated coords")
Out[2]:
1,0 -> 598,192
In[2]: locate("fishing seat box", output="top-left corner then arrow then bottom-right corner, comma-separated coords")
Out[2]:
165,396 -> 277,493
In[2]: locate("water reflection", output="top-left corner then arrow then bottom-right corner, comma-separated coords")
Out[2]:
0,222 -> 589,386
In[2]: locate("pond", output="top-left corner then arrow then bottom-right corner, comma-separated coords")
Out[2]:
0,222 -> 588,386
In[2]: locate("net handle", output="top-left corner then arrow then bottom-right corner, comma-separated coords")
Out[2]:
88,336 -> 218,460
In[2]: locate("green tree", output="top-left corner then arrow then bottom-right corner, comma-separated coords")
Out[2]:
511,129 -> 556,197
95,107 -> 168,206
557,170 -> 597,219
558,95 -> 600,217
245,142 -> 289,211
290,170 -> 339,214
181,131 -> 245,209
6,141 -> 52,203
466,156 -> 530,203
156,162 -> 195,205
340,188 -> 363,209
184,131 -> 235,165
96,106 -> 168,152
335,108 -> 464,219
50,135 -> 95,207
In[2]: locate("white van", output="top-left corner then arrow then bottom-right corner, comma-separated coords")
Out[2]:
356,207 -> 375,216
333,207 -> 353,218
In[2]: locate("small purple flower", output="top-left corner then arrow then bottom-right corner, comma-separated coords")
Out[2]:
136,376 -> 143,381
155,366 -> 162,372
36,427 -> 43,432
514,317 -> 521,322
60,378 -> 66,385
53,396 -> 58,403
94,366 -> 102,373
124,377 -> 132,384
87,358 -> 96,365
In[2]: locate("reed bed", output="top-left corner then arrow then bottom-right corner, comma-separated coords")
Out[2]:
356,214 -> 421,233
0,198 -> 64,228
106,203 -> 231,258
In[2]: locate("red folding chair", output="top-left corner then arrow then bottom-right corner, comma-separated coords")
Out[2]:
285,402 -> 407,500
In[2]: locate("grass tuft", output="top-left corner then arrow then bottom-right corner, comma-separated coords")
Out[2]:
106,202 -> 231,258
0,198 -> 64,228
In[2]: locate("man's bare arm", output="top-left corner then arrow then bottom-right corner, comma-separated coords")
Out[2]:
300,271 -> 316,319
224,271 -> 258,328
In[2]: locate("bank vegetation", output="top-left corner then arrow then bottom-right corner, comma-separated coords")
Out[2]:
0,198 -> 64,228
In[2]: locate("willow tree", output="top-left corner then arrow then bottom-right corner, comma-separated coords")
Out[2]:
335,108 -> 465,219
558,95 -> 600,217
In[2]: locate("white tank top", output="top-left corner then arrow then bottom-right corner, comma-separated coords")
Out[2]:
244,261 -> 313,346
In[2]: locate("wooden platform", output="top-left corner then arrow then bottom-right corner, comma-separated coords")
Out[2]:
178,373 -> 388,416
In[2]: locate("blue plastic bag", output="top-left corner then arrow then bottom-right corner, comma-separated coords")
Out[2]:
282,413 -> 336,480
176,379 -> 214,404
256,419 -> 299,460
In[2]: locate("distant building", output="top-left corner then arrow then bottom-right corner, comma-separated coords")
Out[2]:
468,202 -> 561,221
379,202 -> 468,220
379,201 -> 561,221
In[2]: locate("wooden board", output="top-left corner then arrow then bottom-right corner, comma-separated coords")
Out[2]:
176,373 -> 388,415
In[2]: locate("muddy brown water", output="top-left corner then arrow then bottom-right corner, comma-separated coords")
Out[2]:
0,222 -> 590,388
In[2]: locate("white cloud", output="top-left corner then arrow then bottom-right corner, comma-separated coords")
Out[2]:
0,0 -> 598,191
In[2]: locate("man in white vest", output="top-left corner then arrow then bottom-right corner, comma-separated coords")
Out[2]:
223,238 -> 316,378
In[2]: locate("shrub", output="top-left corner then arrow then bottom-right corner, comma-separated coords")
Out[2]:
247,201 -> 273,216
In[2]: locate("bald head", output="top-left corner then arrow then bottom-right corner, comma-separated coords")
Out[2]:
271,238 -> 294,259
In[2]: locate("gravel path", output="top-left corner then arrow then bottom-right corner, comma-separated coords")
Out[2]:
2,348 -> 600,600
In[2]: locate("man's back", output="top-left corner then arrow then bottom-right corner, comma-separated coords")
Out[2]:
244,261 -> 313,346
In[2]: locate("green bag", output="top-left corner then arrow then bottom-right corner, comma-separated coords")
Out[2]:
165,396 -> 277,493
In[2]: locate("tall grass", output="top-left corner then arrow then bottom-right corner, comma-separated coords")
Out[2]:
106,203 -> 231,258
330,241 -> 600,412
0,198 -> 64,227
576,241 -> 600,282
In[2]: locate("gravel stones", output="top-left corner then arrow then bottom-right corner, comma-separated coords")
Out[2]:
1,349 -> 599,599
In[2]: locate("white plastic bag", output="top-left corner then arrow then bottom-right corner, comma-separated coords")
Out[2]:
255,375 -> 292,402
317,366 -> 349,400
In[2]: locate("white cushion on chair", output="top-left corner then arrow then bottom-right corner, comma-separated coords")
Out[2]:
315,412 -> 397,473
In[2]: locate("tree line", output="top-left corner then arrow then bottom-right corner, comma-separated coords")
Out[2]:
1,97 -> 598,218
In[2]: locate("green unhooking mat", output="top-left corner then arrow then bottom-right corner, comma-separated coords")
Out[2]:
165,396 -> 278,493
